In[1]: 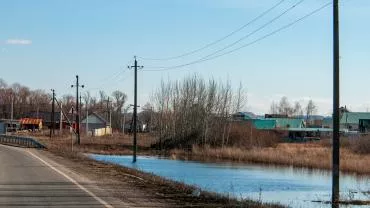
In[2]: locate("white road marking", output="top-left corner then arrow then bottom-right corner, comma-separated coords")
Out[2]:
27,150 -> 114,208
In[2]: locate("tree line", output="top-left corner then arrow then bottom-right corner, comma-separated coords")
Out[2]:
269,96 -> 317,119
0,79 -> 127,129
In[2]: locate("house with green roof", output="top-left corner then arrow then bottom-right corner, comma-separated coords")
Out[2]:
251,118 -> 305,130
340,112 -> 370,132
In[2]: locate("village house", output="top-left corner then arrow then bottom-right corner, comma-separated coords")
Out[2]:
81,112 -> 112,136
340,112 -> 370,132
0,119 -> 20,134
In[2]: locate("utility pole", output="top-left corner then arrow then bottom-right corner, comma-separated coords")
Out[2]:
71,75 -> 84,145
36,106 -> 39,119
10,95 -> 14,133
105,97 -> 111,135
332,0 -> 340,207
79,95 -> 82,136
86,98 -> 89,135
109,101 -> 112,135
128,56 -> 143,163
50,89 -> 55,138
10,95 -> 14,121
60,102 -> 63,133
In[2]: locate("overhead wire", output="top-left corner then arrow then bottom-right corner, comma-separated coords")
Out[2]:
86,57 -> 134,91
86,70 -> 126,91
137,0 -> 286,61
144,0 -> 305,69
143,1 -> 331,72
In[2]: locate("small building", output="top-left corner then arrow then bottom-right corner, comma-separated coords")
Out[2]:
23,111 -> 63,129
0,119 -> 20,134
287,127 -> 332,141
81,112 -> 111,136
340,112 -> 370,132
266,118 -> 305,129
19,118 -> 43,131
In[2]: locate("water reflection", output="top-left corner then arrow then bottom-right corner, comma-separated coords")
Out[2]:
89,154 -> 370,208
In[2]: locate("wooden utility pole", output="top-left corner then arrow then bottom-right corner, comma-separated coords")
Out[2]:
79,95 -> 82,136
104,97 -> 111,135
332,0 -> 340,207
128,56 -> 143,163
10,95 -> 14,134
50,89 -> 55,138
60,102 -> 63,133
10,95 -> 13,121
86,99 -> 89,135
71,75 -> 84,145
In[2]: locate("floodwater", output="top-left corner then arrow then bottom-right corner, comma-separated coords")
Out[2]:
89,154 -> 370,208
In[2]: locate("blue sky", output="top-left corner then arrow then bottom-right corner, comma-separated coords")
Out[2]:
0,0 -> 369,115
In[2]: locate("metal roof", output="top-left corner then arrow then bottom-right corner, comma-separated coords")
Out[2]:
252,119 -> 276,130
340,112 -> 370,124
81,112 -> 108,124
20,118 -> 42,125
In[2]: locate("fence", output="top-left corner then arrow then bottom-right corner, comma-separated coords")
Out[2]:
0,134 -> 45,149
93,127 -> 112,137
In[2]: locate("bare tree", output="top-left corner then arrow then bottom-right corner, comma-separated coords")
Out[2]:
234,82 -> 247,113
99,90 -> 106,110
111,90 -> 127,129
293,101 -> 303,117
305,99 -> 317,123
151,75 -> 246,149
270,101 -> 279,114
112,90 -> 127,114
278,96 -> 294,116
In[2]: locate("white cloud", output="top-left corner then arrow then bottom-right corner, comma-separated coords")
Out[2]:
5,39 -> 32,45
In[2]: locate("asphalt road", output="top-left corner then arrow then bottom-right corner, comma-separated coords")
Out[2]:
0,144 -> 115,208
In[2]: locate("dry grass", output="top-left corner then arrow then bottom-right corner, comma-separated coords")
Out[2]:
171,142 -> 370,174
29,131 -> 370,175
34,132 -> 158,155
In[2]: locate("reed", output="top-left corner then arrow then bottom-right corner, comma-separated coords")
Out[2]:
171,142 -> 370,174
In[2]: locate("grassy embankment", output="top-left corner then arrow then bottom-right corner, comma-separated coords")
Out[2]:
33,131 -> 370,175
171,141 -> 370,174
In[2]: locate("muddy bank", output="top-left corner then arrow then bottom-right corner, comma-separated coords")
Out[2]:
44,148 -> 284,208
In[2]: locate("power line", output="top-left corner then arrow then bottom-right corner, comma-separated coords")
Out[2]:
137,0 -> 286,61
144,0 -> 305,69
87,67 -> 130,91
86,58 -> 134,91
143,1 -> 331,72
